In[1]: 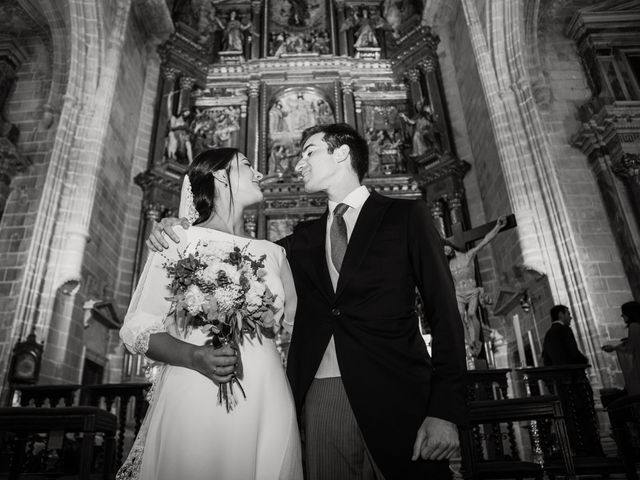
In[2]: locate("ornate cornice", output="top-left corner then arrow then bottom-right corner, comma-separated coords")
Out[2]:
391,26 -> 439,81
417,152 -> 470,185
573,101 -> 640,179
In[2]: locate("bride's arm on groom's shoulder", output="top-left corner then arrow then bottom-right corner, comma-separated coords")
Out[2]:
278,246 -> 297,334
146,217 -> 191,252
121,231 -> 237,384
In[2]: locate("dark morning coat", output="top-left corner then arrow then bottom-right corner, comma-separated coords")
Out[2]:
542,322 -> 589,366
277,191 -> 469,479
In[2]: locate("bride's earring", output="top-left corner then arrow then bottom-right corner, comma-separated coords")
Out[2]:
212,173 -> 229,188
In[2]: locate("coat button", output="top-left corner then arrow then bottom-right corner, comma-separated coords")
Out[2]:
331,308 -> 341,317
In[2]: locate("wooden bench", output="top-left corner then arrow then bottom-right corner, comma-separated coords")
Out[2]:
0,407 -> 117,480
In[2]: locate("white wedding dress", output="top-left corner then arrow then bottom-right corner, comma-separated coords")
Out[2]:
117,227 -> 302,480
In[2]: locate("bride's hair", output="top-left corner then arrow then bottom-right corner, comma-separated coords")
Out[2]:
188,147 -> 241,225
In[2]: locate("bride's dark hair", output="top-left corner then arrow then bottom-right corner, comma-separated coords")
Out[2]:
188,147 -> 240,225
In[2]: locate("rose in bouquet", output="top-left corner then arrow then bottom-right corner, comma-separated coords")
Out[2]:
162,241 -> 279,411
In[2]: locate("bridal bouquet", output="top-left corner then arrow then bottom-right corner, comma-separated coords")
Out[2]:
162,241 -> 279,411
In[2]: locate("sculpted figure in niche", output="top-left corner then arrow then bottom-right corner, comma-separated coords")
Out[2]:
166,91 -> 193,164
444,216 -> 507,359
223,10 -> 252,52
197,1 -> 224,46
400,102 -> 440,157
341,7 -> 378,48
269,101 -> 288,133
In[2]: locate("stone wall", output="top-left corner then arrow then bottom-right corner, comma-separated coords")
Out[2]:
536,4 -> 632,385
0,27 -> 66,388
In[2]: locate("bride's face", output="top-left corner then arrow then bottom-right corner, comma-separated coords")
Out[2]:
227,153 -> 264,208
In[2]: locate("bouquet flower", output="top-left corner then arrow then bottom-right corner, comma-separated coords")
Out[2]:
162,241 -> 279,411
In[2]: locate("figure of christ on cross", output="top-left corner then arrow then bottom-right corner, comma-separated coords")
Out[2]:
444,214 -> 516,364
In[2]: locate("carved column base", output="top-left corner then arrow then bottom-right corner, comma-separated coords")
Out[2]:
218,51 -> 245,64
355,47 -> 380,60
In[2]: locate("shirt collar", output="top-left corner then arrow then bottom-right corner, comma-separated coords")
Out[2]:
552,320 -> 565,326
328,185 -> 369,214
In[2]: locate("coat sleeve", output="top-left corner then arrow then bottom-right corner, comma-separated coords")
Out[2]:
563,327 -> 589,365
276,233 -> 293,255
407,200 -> 469,426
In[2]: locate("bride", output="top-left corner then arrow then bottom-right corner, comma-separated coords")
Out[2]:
117,148 -> 303,480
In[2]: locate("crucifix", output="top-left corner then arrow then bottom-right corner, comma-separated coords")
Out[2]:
444,213 -> 518,367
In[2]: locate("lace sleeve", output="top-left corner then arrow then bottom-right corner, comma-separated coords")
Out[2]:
120,229 -> 188,355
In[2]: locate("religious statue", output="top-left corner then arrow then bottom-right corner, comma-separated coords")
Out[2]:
365,128 -> 384,176
399,103 -> 440,157
269,101 -> 288,133
310,30 -> 331,54
444,215 -> 507,360
269,144 -> 293,177
313,99 -> 333,124
197,2 -> 224,47
341,7 -> 377,48
287,0 -> 309,26
222,10 -> 252,52
165,91 -> 193,164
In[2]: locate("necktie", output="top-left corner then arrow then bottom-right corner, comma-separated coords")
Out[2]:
330,203 -> 350,273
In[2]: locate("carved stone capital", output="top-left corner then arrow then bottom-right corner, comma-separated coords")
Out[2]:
405,68 -> 420,83
611,153 -> 640,182
161,65 -> 179,80
341,82 -> 353,95
419,58 -> 436,73
143,202 -> 166,222
180,75 -> 196,89
430,201 -> 444,218
248,81 -> 261,97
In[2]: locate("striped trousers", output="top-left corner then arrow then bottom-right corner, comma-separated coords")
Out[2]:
303,377 -> 385,480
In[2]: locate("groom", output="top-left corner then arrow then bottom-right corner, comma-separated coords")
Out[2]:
148,123 -> 467,479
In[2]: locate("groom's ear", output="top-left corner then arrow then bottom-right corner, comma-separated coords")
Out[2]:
334,144 -> 350,164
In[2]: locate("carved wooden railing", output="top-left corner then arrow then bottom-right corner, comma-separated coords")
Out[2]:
517,365 -> 603,458
460,396 -> 576,480
14,382 -> 151,468
465,368 -> 511,401
465,369 -> 513,461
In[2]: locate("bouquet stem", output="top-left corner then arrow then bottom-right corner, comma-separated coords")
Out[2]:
218,374 -> 247,413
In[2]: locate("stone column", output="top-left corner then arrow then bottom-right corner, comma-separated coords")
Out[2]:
246,81 -> 261,169
239,102 -> 248,153
430,201 -> 446,237
334,80 -> 344,122
354,98 -> 362,133
405,68 -> 423,110
152,66 -> 178,165
446,192 -> 464,229
135,202 -> 167,279
342,81 -> 356,127
419,57 -> 452,151
178,75 -> 195,114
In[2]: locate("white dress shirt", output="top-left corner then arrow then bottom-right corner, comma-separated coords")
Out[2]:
315,185 -> 370,378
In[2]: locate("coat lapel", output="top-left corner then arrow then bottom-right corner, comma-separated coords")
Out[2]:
335,192 -> 391,299
297,211 -> 335,302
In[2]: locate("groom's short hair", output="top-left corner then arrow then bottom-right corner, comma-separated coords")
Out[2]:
300,123 -> 369,181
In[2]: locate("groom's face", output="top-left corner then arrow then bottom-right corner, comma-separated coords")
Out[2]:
296,132 -> 339,193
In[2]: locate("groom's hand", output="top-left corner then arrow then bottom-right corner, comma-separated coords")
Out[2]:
191,344 -> 238,384
412,416 -> 459,461
146,217 -> 190,252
